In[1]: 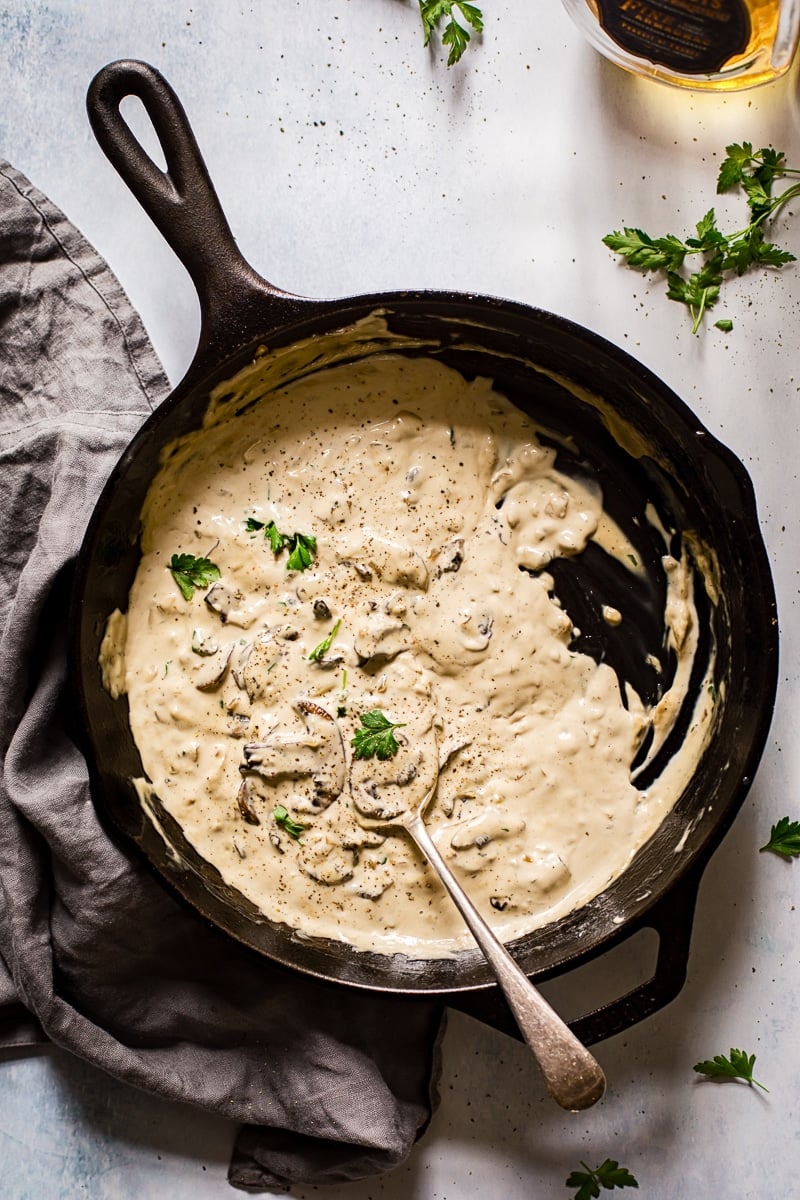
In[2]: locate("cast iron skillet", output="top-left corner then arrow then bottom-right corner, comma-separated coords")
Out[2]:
73,59 -> 779,1047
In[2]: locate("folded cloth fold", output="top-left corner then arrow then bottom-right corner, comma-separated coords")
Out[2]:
0,161 -> 444,1191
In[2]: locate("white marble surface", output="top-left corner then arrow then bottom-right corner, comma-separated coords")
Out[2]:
1,2 -> 799,1197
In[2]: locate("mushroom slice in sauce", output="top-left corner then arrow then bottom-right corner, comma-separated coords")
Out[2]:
241,699 -> 345,812
435,537 -> 464,576
204,583 -> 256,628
458,611 -> 494,653
297,827 -> 355,885
449,810 -> 525,851
347,852 -> 395,900
350,745 -> 435,822
191,628 -> 219,657
352,612 -> 413,666
438,736 -> 472,772
204,582 -> 238,622
192,644 -> 234,692
231,641 -> 253,690
238,634 -> 287,703
339,534 -> 429,590
236,778 -> 261,826
445,810 -> 527,875
351,777 -> 412,821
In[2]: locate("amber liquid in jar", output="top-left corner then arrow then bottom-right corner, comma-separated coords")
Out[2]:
562,0 -> 800,89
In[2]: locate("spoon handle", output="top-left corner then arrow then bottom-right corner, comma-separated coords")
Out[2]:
407,813 -> 606,1111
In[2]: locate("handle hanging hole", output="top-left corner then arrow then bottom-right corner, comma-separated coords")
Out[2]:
119,94 -> 168,174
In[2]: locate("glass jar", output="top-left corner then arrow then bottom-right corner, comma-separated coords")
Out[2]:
561,0 -> 800,89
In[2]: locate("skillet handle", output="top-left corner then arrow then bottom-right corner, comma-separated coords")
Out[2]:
448,865 -> 703,1048
568,865 -> 702,1046
86,59 -> 311,371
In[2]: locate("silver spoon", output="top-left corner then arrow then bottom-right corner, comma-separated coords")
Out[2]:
363,781 -> 606,1111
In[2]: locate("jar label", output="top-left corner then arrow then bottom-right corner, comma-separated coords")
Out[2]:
596,0 -> 751,74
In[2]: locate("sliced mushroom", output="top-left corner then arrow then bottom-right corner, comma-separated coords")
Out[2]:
192,644 -> 234,692
191,628 -> 219,657
225,712 -> 252,739
240,699 -> 346,812
338,820 -> 387,851
348,854 -> 395,900
297,827 -> 355,885
449,810 -> 525,851
339,534 -> 429,590
435,537 -> 464,576
204,582 -> 238,622
236,778 -> 261,826
351,778 -> 412,821
204,583 -> 256,628
395,762 -> 418,787
438,736 -> 472,772
231,640 -> 253,690
459,611 -> 494,652
238,634 -> 285,703
353,612 -> 413,665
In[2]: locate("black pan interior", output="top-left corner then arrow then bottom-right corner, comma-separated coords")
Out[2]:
73,292 -> 778,995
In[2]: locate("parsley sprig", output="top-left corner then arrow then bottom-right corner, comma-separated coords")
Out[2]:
308,618 -> 342,663
603,142 -> 800,334
169,553 -> 221,601
760,816 -> 800,859
566,1159 -> 639,1199
351,710 -> 406,760
245,517 -> 317,572
419,1 -> 483,66
693,1047 -> 768,1091
273,805 -> 306,839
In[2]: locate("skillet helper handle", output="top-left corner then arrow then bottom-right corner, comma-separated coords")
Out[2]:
86,60 -> 300,362
408,814 -> 606,1111
569,863 -> 703,1047
450,863 -> 702,1048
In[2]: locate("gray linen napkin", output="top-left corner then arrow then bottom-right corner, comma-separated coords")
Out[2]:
0,161 -> 444,1192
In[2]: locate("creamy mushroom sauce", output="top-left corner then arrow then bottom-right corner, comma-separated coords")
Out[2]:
100,346 -> 716,957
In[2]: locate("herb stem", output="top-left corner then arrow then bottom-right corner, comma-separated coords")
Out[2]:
603,141 -> 800,332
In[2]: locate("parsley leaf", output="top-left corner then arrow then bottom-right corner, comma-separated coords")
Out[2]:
693,1047 -> 768,1091
308,618 -> 341,663
601,228 -> 685,272
246,516 -> 317,570
604,141 -> 800,333
169,553 -> 221,601
716,140 -> 755,191
685,208 -> 726,253
265,520 -> 287,555
665,253 -> 724,334
351,710 -> 407,760
566,1159 -> 639,1199
760,816 -> 800,859
273,805 -> 306,839
285,532 -> 317,572
419,0 -> 483,65
750,239 -> 796,269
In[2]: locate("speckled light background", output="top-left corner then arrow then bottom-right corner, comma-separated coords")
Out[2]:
1,2 -> 798,1197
